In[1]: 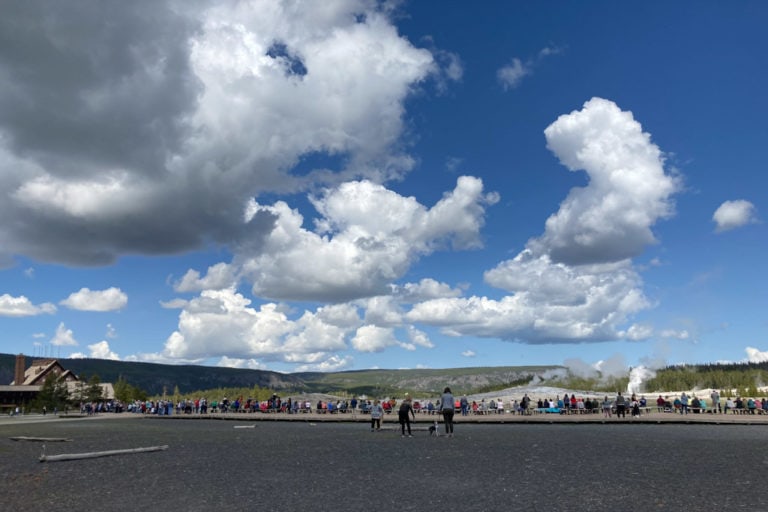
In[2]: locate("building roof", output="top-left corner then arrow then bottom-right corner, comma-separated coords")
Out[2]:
10,359 -> 79,386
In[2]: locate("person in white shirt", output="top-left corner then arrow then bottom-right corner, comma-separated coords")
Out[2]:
369,399 -> 384,431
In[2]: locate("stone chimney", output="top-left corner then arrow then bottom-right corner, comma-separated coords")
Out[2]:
14,354 -> 26,386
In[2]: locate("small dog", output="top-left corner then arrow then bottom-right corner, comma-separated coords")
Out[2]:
428,420 -> 439,436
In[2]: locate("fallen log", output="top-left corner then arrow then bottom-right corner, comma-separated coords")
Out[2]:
40,445 -> 169,463
10,436 -> 73,442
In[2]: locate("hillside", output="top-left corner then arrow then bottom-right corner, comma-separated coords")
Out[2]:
0,354 -> 303,396
0,353 -> 556,397
295,366 -> 556,396
5,353 -> 768,398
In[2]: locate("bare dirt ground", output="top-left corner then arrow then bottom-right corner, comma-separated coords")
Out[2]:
2,414 -> 768,511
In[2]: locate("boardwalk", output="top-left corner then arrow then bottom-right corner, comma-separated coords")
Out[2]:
147,408 -> 768,426
5,408 -> 768,427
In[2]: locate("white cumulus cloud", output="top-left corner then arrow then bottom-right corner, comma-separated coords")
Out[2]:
163,288 -> 355,365
350,325 -> 400,353
174,263 -> 237,293
0,294 -> 56,317
293,355 -> 354,373
237,176 -> 497,302
393,278 -> 463,303
87,340 -> 120,360
60,287 -> 128,312
745,346 -> 768,363
713,199 -> 757,232
406,98 -> 679,344
0,0 -> 444,266
51,322 -> 78,347
536,97 -> 679,264
216,356 -> 266,370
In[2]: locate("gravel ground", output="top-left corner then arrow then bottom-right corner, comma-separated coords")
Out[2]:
2,417 -> 767,511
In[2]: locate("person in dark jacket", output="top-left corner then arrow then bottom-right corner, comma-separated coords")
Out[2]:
615,392 -> 627,418
399,394 -> 416,437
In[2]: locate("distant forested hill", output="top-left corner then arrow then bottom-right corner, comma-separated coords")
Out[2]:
0,353 -> 555,397
7,352 -> 764,398
643,362 -> 768,394
0,353 -> 303,396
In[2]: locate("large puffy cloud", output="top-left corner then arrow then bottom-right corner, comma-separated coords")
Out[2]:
350,325 -> 401,353
160,283 -> 439,366
236,176 -> 497,302
713,200 -> 758,233
535,97 -> 678,265
0,0 -> 441,266
408,98 -> 679,344
408,262 -> 650,343
162,288 -> 358,363
165,99 -> 678,359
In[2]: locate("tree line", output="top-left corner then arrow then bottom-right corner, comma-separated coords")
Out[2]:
642,363 -> 768,397
33,373 -> 148,413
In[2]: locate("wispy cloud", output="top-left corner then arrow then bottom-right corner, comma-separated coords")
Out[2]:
497,58 -> 530,90
497,45 -> 565,90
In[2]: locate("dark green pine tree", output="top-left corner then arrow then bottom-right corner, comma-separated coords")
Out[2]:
34,373 -> 70,412
86,374 -> 104,402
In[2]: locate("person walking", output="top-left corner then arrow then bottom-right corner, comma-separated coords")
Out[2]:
440,387 -> 455,437
370,399 -> 384,431
398,394 -> 416,437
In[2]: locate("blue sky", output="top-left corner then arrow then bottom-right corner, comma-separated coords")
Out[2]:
1,1 -> 766,378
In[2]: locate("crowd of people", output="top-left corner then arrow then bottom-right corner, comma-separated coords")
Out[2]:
123,389 -> 768,422
652,390 -> 768,415
16,382 -> 768,424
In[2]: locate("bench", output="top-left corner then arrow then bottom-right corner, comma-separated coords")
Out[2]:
533,407 -> 562,414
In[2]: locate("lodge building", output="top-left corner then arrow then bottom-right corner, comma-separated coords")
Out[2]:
0,354 -> 81,413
